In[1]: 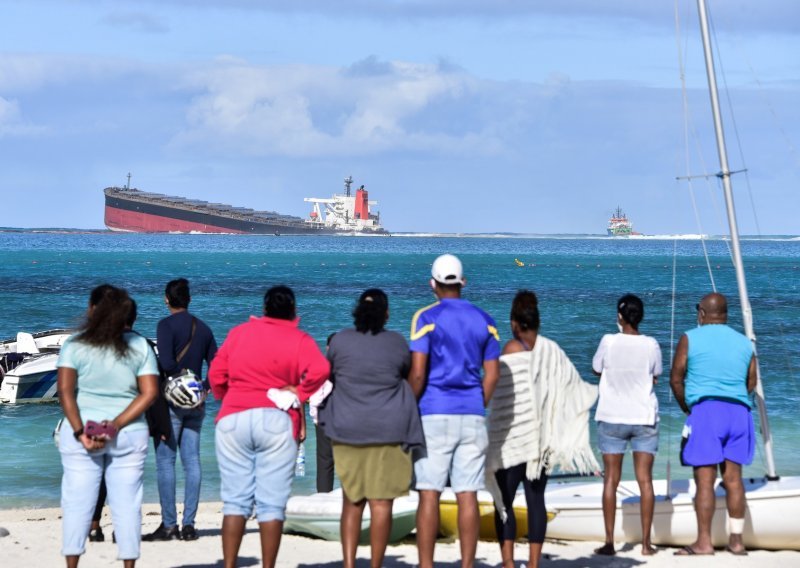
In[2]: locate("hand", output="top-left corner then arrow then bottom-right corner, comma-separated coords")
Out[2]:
79,432 -> 106,451
87,420 -> 118,441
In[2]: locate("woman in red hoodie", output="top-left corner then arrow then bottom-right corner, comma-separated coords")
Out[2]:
209,285 -> 329,568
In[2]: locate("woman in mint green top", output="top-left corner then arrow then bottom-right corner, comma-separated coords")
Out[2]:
56,285 -> 159,568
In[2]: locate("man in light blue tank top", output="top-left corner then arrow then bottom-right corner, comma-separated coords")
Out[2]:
670,293 -> 757,556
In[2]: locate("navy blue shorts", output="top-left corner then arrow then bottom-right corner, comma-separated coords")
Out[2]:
680,400 -> 754,467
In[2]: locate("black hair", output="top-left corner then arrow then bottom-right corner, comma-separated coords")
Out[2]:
165,278 -> 191,309
327,333 -> 336,345
126,299 -> 138,328
89,283 -> 116,307
353,288 -> 388,335
510,290 -> 540,332
264,285 -> 296,320
77,284 -> 132,357
617,293 -> 644,330
434,281 -> 462,293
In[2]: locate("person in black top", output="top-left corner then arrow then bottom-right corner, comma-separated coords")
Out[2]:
143,278 -> 217,542
315,333 -> 337,493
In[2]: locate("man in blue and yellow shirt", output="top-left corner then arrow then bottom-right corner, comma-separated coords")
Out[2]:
409,253 -> 500,568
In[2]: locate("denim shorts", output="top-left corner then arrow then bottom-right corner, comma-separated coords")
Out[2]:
413,414 -> 488,493
597,421 -> 659,455
215,407 -> 297,523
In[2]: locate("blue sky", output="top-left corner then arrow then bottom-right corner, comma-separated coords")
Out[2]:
1,0 -> 798,234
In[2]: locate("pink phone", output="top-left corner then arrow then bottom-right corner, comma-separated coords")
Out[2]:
85,420 -> 117,439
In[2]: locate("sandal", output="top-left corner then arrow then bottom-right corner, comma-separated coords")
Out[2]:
88,527 -> 105,542
725,545 -> 748,556
674,545 -> 714,556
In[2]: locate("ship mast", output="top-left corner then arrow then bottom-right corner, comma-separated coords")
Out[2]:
126,172 -> 131,190
344,175 -> 353,197
696,0 -> 777,479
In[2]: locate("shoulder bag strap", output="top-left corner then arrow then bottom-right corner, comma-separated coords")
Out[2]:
175,317 -> 197,367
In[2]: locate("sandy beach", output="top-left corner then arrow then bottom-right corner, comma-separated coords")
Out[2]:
2,501 -> 799,567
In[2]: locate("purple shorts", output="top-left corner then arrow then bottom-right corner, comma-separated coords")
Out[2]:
680,399 -> 755,467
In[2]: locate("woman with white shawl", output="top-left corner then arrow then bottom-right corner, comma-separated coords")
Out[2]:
486,290 -> 599,568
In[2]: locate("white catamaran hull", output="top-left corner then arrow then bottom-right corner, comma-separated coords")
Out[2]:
545,477 -> 800,550
284,489 -> 418,543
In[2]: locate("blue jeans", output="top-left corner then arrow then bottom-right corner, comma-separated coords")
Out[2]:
215,408 -> 297,523
155,405 -> 204,528
59,421 -> 149,560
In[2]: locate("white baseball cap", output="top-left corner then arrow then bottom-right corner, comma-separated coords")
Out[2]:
431,254 -> 465,285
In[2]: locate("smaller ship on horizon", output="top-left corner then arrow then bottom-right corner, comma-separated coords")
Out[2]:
607,207 -> 635,236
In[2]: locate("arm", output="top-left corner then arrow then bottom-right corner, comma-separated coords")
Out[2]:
111,374 -> 159,431
299,406 -> 307,443
156,320 -> 180,377
208,339 -> 230,401
501,339 -> 524,356
202,333 -> 218,392
482,358 -> 500,406
670,335 -> 690,414
746,355 -> 758,393
591,336 -> 605,378
57,367 -> 103,450
295,336 -> 331,403
206,333 -> 218,365
408,351 -> 428,399
652,339 -> 663,385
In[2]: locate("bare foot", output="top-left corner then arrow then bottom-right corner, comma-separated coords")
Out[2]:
642,544 -> 657,556
594,543 -> 615,556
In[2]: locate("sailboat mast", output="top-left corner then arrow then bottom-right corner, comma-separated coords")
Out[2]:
696,0 -> 777,479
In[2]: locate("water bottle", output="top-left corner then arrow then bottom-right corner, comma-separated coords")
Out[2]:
295,442 -> 306,477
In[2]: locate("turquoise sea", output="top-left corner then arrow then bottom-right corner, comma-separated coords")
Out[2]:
1,232 -> 799,509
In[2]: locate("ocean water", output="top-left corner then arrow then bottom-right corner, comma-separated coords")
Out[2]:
1,232 -> 799,509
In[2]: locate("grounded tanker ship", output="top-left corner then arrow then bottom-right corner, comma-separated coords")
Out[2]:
104,176 -> 386,235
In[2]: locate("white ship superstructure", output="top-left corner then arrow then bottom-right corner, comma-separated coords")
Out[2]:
607,206 -> 634,236
304,176 -> 384,233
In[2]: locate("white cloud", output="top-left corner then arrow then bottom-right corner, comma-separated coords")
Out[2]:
0,96 -> 45,137
171,57 -> 509,157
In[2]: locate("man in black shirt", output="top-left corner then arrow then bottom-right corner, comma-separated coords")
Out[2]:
144,278 -> 217,542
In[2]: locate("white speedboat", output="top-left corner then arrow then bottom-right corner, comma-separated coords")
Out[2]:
0,330 -> 72,404
284,488 -> 418,543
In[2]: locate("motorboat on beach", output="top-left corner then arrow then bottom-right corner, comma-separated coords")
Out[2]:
0,330 -> 72,404
284,488 -> 418,543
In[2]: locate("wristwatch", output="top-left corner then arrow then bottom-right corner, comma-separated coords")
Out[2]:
73,427 -> 84,440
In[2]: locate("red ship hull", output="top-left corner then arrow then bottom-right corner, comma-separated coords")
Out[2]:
105,205 -> 246,234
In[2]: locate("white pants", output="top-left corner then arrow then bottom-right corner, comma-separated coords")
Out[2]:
59,422 -> 148,560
